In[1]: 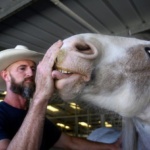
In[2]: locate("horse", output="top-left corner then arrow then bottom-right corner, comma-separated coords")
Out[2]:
52,33 -> 150,150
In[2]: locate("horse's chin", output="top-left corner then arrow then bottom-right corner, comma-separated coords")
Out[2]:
54,74 -> 87,101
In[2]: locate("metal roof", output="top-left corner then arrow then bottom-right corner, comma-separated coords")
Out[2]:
0,0 -> 150,52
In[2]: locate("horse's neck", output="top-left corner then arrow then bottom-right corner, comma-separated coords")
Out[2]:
133,117 -> 150,150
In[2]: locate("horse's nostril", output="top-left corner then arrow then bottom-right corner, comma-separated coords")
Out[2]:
75,44 -> 93,54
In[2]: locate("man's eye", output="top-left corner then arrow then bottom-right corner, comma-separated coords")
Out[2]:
19,67 -> 26,71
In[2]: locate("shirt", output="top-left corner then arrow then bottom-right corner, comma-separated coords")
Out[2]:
0,101 -> 61,150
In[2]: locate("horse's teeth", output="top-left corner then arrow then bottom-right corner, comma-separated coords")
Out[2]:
58,69 -> 71,74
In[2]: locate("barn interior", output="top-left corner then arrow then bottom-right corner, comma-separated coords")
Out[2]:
0,0 -> 150,148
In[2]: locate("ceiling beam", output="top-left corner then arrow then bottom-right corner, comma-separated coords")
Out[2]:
0,0 -> 36,21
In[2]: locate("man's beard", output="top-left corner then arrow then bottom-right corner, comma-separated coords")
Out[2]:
10,76 -> 35,101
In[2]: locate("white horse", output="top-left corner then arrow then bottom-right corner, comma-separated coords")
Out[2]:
52,33 -> 150,150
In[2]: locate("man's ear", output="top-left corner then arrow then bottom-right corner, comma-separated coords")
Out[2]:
0,70 -> 10,82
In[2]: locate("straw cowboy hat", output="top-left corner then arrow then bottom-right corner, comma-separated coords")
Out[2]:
0,45 -> 44,91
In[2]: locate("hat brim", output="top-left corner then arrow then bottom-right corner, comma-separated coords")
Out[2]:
0,48 -> 44,91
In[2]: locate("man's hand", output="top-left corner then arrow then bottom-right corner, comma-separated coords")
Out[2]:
34,40 -> 63,101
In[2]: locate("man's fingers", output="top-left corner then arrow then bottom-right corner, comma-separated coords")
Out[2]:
40,40 -> 63,67
44,40 -> 63,59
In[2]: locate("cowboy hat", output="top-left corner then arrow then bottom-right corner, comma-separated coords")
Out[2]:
0,45 -> 44,91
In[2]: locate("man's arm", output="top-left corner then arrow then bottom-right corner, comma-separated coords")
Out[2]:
54,132 -> 121,150
0,139 -> 10,150
0,41 -> 62,150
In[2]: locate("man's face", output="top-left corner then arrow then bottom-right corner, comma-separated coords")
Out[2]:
7,60 -> 36,100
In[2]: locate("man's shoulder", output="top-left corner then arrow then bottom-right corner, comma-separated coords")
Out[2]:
0,102 -> 8,113
0,101 -> 27,119
0,102 -> 10,125
0,102 -> 12,113
0,102 -> 11,119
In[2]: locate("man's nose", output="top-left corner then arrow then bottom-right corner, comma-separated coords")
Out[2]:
26,68 -> 34,76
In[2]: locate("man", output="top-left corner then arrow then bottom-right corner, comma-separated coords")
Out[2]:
0,41 -> 120,150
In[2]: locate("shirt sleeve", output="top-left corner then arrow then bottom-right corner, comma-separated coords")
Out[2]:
40,117 -> 62,150
0,113 -> 9,140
